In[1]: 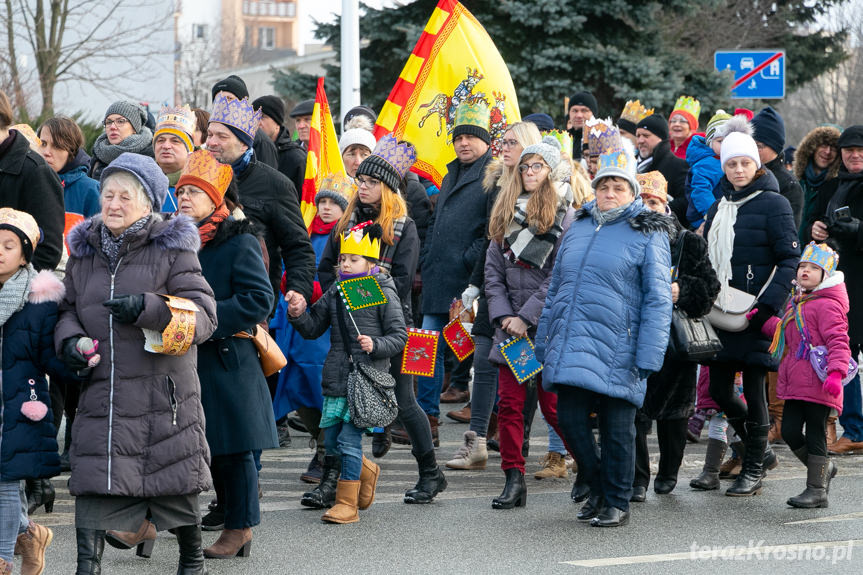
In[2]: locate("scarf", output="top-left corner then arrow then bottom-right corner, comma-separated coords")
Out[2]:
826,169 -> 863,224
800,161 -> 830,237
197,204 -> 231,248
338,266 -> 380,281
311,214 -> 338,236
768,288 -> 819,359
231,148 -> 254,176
345,203 -> 406,274
0,265 -> 36,328
707,190 -> 764,309
589,202 -> 631,226
504,193 -> 568,269
637,155 -> 654,173
100,215 -> 151,271
92,128 -> 154,165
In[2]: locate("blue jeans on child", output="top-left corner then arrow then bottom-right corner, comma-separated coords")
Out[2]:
324,421 -> 365,480
839,373 -> 863,442
415,313 -> 449,417
0,481 -> 29,562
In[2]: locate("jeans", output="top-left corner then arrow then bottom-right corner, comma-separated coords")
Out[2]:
557,386 -> 637,512
415,313 -> 449,417
0,481 -> 28,562
547,422 -> 567,455
391,350 -> 434,454
839,373 -> 863,441
497,367 -> 566,473
469,334 -> 498,437
211,452 -> 260,529
324,420 -> 365,480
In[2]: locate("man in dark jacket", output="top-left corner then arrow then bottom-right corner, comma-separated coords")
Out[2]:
252,95 -> 306,199
290,99 -> 314,150
0,91 -> 64,271
416,100 -> 494,423
794,126 -> 841,241
636,114 -> 690,227
752,106 -> 804,228
806,125 -> 863,455
211,75 -> 279,169
566,91 -> 597,160
207,93 -> 316,308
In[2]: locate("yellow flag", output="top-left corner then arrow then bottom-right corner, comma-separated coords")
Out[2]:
301,78 -> 347,229
373,0 -> 520,187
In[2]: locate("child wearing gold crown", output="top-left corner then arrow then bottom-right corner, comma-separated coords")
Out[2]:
748,242 -> 852,508
287,222 -> 407,524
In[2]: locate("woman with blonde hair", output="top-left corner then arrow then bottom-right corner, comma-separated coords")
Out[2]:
485,136 -> 575,508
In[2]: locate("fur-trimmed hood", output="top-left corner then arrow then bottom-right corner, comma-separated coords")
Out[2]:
28,270 -> 65,304
793,126 -> 842,181
483,157 -> 505,193
574,200 -> 677,239
66,213 -> 201,259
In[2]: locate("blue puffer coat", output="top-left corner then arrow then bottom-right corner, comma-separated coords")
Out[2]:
0,270 -> 69,482
704,171 -> 801,368
536,199 -> 674,407
684,135 -> 723,227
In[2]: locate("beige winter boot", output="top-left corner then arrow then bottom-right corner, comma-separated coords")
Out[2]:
534,452 -> 569,479
322,480 -> 361,524
16,521 -> 53,575
358,456 -> 380,510
445,430 -> 488,470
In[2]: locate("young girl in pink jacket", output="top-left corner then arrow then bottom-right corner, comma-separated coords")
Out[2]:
755,242 -> 852,509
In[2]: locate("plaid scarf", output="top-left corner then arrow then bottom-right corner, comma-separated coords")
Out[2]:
504,194 -> 568,269
346,204 -> 405,274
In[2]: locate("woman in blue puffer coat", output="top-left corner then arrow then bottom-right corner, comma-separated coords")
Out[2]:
536,132 -> 673,528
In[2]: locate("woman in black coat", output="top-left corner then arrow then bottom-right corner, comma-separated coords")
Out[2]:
178,151 -> 276,559
703,132 -> 799,497
633,172 -> 720,500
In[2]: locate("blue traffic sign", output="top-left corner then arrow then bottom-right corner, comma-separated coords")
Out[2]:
714,50 -> 785,99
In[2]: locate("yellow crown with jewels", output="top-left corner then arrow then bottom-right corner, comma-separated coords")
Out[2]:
620,100 -> 654,124
340,221 -> 381,260
672,95 -> 701,128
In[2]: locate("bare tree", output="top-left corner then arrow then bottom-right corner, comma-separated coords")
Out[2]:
176,27 -> 221,109
0,0 -> 172,120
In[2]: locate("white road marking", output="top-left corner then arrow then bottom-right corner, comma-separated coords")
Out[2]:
785,511 -> 863,525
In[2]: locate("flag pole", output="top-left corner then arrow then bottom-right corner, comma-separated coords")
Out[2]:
347,309 -> 362,337
341,0 -> 361,123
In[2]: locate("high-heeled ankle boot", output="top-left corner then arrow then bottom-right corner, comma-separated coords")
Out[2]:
492,468 -> 527,509
26,479 -> 55,514
105,519 -> 156,557
75,528 -> 105,575
301,455 -> 340,508
203,526 -> 251,560
176,524 -> 209,573
404,449 -> 447,504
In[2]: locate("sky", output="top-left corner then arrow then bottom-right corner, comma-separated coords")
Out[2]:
302,0 -> 412,46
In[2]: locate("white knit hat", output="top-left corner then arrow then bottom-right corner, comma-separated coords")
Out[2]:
720,131 -> 761,169
339,128 -> 377,155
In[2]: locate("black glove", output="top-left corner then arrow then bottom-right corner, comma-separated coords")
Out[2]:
103,294 -> 145,324
62,337 -> 89,371
828,217 -> 861,242
747,305 -> 776,333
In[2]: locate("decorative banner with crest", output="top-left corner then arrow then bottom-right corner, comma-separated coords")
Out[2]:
373,0 -> 520,187
402,328 -> 440,377
336,276 -> 388,312
442,318 -> 474,361
497,335 -> 542,384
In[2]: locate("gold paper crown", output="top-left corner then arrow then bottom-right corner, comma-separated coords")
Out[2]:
636,171 -> 668,202
672,95 -> 701,128
10,124 -> 41,150
620,100 -> 654,124
0,207 -> 40,249
340,221 -> 381,260
177,149 -> 233,202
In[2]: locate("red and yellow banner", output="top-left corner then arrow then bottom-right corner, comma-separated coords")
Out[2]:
301,78 -> 346,228
373,0 -> 520,187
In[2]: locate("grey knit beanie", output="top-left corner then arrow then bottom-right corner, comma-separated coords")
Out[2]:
100,153 -> 169,211
520,136 -> 562,170
104,101 -> 147,134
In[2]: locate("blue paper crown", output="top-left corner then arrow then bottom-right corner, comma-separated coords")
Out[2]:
800,242 -> 839,276
210,94 -> 262,141
595,125 -> 628,171
374,133 -> 417,179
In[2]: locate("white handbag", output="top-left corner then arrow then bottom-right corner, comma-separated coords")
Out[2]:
707,267 -> 776,333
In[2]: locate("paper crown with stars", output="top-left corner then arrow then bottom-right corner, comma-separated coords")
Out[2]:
210,93 -> 261,145
800,242 -> 839,278
340,220 -> 382,260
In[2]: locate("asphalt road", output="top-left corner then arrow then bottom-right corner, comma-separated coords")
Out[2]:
31,409 -> 863,574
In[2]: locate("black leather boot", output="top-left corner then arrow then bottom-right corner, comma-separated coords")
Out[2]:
577,495 -> 603,520
791,446 -> 837,493
690,438 -> 727,490
788,454 -> 829,508
301,454 -> 340,508
571,472 -> 590,502
372,426 -> 392,458
492,468 -> 527,509
26,478 -> 55,514
654,419 -> 687,494
75,529 -> 106,575
726,423 -> 768,496
175,524 -> 208,575
404,449 -> 448,504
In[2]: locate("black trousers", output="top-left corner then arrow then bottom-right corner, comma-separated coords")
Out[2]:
634,414 -> 688,488
781,399 -> 831,456
708,363 -> 769,426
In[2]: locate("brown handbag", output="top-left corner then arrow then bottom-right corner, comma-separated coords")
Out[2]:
234,325 -> 287,377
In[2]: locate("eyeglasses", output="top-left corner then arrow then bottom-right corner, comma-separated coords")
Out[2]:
175,188 -> 205,198
104,117 -> 129,128
668,117 -> 689,125
519,162 -> 547,173
501,139 -> 519,149
355,175 -> 381,188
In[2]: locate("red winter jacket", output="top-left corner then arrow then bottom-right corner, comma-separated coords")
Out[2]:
769,274 -> 851,413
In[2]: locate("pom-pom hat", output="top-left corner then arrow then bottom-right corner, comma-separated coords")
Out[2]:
176,150 -> 233,206
720,131 -> 761,169
355,134 -> 417,192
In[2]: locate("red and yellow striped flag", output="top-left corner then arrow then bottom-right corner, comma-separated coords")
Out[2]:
301,78 -> 346,228
373,0 -> 520,188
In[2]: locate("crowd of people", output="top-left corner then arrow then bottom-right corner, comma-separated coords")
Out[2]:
0,72 -> 861,574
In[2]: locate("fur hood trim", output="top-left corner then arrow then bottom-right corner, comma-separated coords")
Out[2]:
67,213 -> 201,258
794,126 -> 842,181
483,157 -> 505,193
28,270 -> 65,304
814,270 -> 844,293
573,203 -> 676,238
